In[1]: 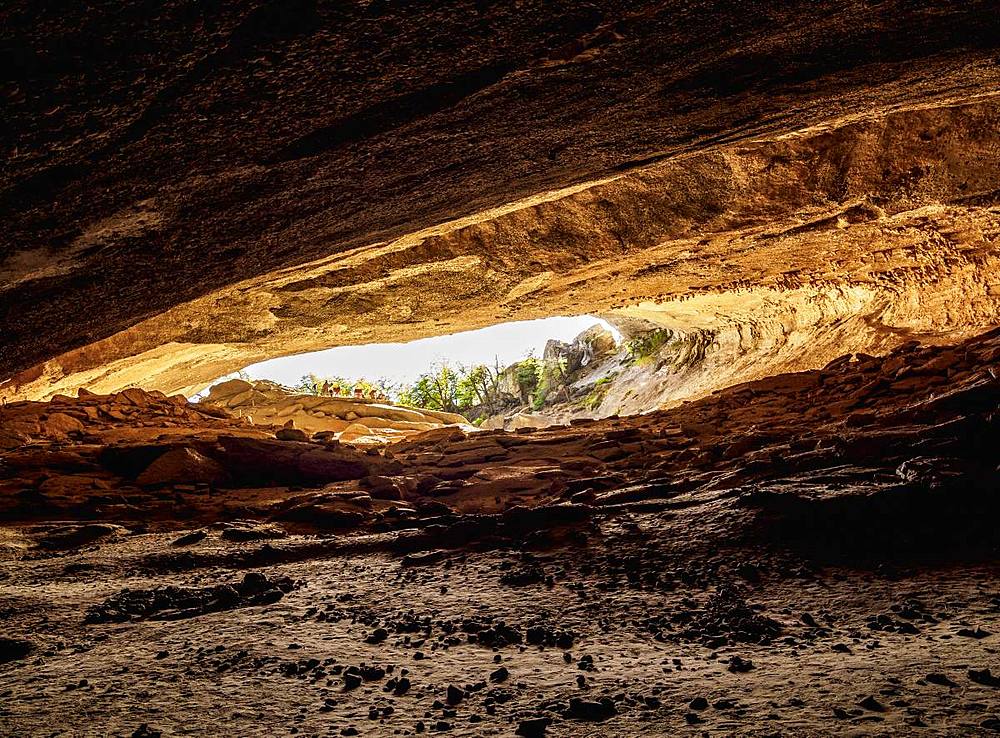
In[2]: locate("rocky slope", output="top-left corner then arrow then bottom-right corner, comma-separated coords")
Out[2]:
3,326 -> 1000,735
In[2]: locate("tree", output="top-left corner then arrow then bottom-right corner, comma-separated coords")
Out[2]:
457,358 -> 505,417
293,373 -> 322,395
398,363 -> 463,413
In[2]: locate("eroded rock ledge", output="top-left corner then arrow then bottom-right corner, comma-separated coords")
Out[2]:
4,93 -> 1000,403
203,378 -> 470,444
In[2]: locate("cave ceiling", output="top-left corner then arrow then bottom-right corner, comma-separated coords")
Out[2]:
3,0 -> 1000,399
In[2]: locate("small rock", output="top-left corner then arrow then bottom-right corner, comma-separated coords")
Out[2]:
727,655 -> 754,673
957,626 -> 991,639
925,673 -> 956,687
0,638 -> 34,664
171,530 -> 207,547
515,717 -> 550,737
42,412 -> 85,437
969,668 -> 1000,687
859,696 -> 886,712
566,697 -> 615,721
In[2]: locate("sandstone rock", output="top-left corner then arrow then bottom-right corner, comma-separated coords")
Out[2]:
195,404 -> 231,419
275,427 -> 308,442
37,523 -> 127,549
116,388 -> 151,407
3,416 -> 41,436
361,475 -> 405,500
136,447 -> 229,487
339,423 -> 379,443
0,429 -> 29,450
206,378 -> 253,402
221,524 -> 286,542
38,474 -> 101,496
272,493 -> 368,528
172,530 -> 208,546
41,412 -> 84,436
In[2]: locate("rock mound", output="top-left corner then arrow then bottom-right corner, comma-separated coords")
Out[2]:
203,379 -> 471,444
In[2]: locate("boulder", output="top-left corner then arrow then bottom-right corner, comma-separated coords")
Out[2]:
361,475 -> 406,500
276,427 -> 308,442
37,523 -> 127,549
136,447 -> 230,487
115,388 -> 151,407
543,325 -> 617,373
0,638 -> 35,664
41,412 -> 85,436
205,378 -> 253,402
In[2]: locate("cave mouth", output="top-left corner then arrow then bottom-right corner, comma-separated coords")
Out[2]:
224,314 -> 621,393
7,1 -> 1000,732
199,314 -> 630,441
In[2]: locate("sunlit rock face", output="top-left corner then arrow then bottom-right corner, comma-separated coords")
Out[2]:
4,94 -> 1000,404
2,1 -> 1000,404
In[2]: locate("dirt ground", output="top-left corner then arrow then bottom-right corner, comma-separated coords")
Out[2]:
2,515 -> 1000,736
3,330 -> 1000,736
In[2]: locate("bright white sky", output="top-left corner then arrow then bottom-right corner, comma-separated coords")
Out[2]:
231,315 -> 618,389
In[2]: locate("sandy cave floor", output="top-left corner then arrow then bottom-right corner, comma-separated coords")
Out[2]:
2,525 -> 1000,736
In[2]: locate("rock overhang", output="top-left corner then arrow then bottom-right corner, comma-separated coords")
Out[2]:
3,1 -> 1000,401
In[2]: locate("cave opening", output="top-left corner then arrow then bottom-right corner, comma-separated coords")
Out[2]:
199,314 -> 633,442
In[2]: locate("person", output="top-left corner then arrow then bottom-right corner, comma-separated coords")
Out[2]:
321,380 -> 331,396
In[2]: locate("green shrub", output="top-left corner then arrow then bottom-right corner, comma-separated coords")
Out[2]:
582,372 -> 618,410
624,329 -> 673,366
530,356 -> 567,410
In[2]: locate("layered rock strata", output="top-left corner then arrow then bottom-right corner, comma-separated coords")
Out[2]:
202,378 -> 471,444
4,93 -> 1000,403
4,326 -> 999,542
